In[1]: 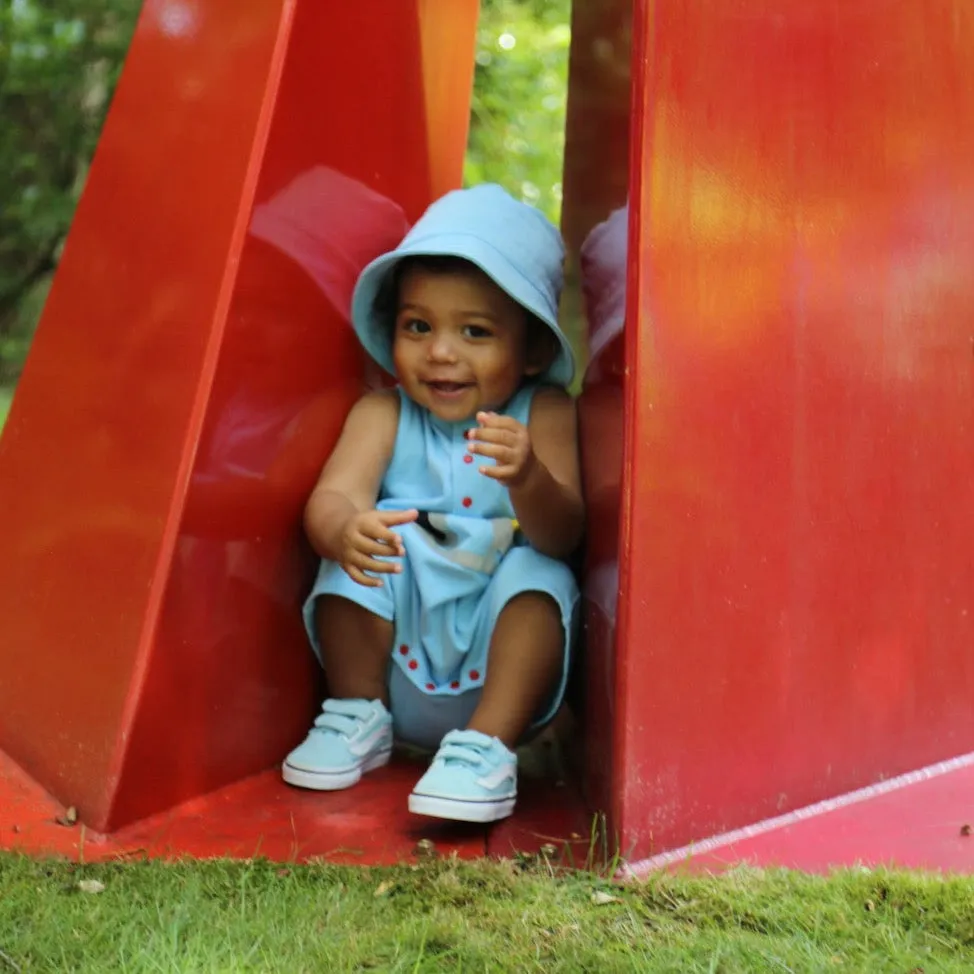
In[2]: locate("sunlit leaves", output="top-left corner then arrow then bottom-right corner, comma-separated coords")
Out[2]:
465,0 -> 572,223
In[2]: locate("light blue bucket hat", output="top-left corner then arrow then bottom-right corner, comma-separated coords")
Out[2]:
350,183 -> 575,388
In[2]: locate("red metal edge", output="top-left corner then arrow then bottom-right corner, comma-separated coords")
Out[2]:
620,751 -> 974,877
611,0 -> 654,849
105,0 -> 301,825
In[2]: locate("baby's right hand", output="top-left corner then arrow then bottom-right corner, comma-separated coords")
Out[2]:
339,508 -> 418,587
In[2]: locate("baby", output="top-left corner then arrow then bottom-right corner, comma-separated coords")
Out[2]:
282,184 -> 583,823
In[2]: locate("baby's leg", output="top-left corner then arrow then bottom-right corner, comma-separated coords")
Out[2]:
282,595 -> 394,791
465,592 -> 563,748
315,595 -> 393,704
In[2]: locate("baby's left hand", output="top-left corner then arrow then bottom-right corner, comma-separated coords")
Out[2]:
467,411 -> 536,488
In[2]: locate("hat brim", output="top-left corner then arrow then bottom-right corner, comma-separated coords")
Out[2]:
351,232 -> 575,388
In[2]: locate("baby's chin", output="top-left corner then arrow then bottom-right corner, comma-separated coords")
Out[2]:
424,396 -> 512,421
420,400 -> 482,423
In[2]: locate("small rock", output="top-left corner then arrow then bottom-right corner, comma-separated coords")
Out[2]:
55,807 -> 78,828
414,838 -> 437,859
864,899 -> 875,912
591,890 -> 621,906
77,879 -> 105,894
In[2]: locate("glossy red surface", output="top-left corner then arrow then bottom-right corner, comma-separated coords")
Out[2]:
0,0 -> 477,831
565,0 -> 633,839
0,747 -> 489,865
625,752 -> 974,877
575,0 -> 974,859
0,742 -> 588,865
7,739 -> 974,875
6,0 -> 974,873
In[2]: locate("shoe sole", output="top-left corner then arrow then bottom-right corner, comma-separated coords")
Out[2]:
281,748 -> 392,791
408,792 -> 516,823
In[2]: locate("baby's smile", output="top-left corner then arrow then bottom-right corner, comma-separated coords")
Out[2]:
423,379 -> 475,397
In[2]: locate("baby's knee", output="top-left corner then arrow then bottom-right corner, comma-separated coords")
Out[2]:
303,590 -> 394,670
314,594 -> 392,636
494,547 -> 578,596
501,590 -> 562,623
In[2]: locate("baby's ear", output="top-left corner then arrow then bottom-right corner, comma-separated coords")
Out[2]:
523,316 -> 558,377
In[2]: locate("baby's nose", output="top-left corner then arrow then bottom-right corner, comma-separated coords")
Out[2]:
428,335 -> 458,362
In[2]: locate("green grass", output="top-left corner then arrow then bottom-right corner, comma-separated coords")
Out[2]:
1,854 -> 973,972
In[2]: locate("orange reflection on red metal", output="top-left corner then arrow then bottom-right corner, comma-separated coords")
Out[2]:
576,0 -> 974,860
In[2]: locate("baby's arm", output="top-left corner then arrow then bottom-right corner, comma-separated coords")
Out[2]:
469,387 -> 583,559
304,389 -> 416,586
512,387 -> 584,558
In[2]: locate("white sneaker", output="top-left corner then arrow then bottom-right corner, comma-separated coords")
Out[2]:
408,730 -> 517,823
282,698 -> 392,791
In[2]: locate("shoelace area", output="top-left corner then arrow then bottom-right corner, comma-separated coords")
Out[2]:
312,701 -> 374,737
434,734 -> 493,771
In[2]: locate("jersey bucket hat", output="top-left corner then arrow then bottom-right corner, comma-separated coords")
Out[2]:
350,183 -> 575,388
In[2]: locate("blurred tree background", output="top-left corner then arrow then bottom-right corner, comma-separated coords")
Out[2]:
465,0 -> 570,221
0,0 -> 571,425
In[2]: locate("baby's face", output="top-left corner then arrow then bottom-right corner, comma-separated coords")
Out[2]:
391,265 -> 537,422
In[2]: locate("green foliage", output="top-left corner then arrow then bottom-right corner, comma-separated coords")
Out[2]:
0,0 -> 140,380
0,385 -> 12,434
467,0 -> 571,224
0,0 -> 570,385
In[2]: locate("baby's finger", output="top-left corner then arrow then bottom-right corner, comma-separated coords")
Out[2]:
354,534 -> 405,558
346,565 -> 385,588
349,551 -> 402,575
475,411 -> 521,431
470,443 -> 513,462
377,508 -> 419,526
359,523 -> 405,553
467,427 -> 517,449
478,463 -> 517,482
365,512 -> 414,551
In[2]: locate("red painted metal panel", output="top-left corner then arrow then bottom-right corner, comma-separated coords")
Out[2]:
565,0 -> 634,838
110,0 -> 476,830
624,753 -> 974,876
0,0 -> 295,832
607,0 -> 974,858
0,0 -> 477,831
0,748 -> 490,864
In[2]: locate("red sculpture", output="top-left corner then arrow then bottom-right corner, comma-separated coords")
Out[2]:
2,0 -> 974,871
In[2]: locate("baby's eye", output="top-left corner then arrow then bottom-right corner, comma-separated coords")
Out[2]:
462,324 -> 493,339
402,318 -> 431,334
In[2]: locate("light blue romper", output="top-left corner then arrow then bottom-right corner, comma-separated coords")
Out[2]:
303,383 -> 579,750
